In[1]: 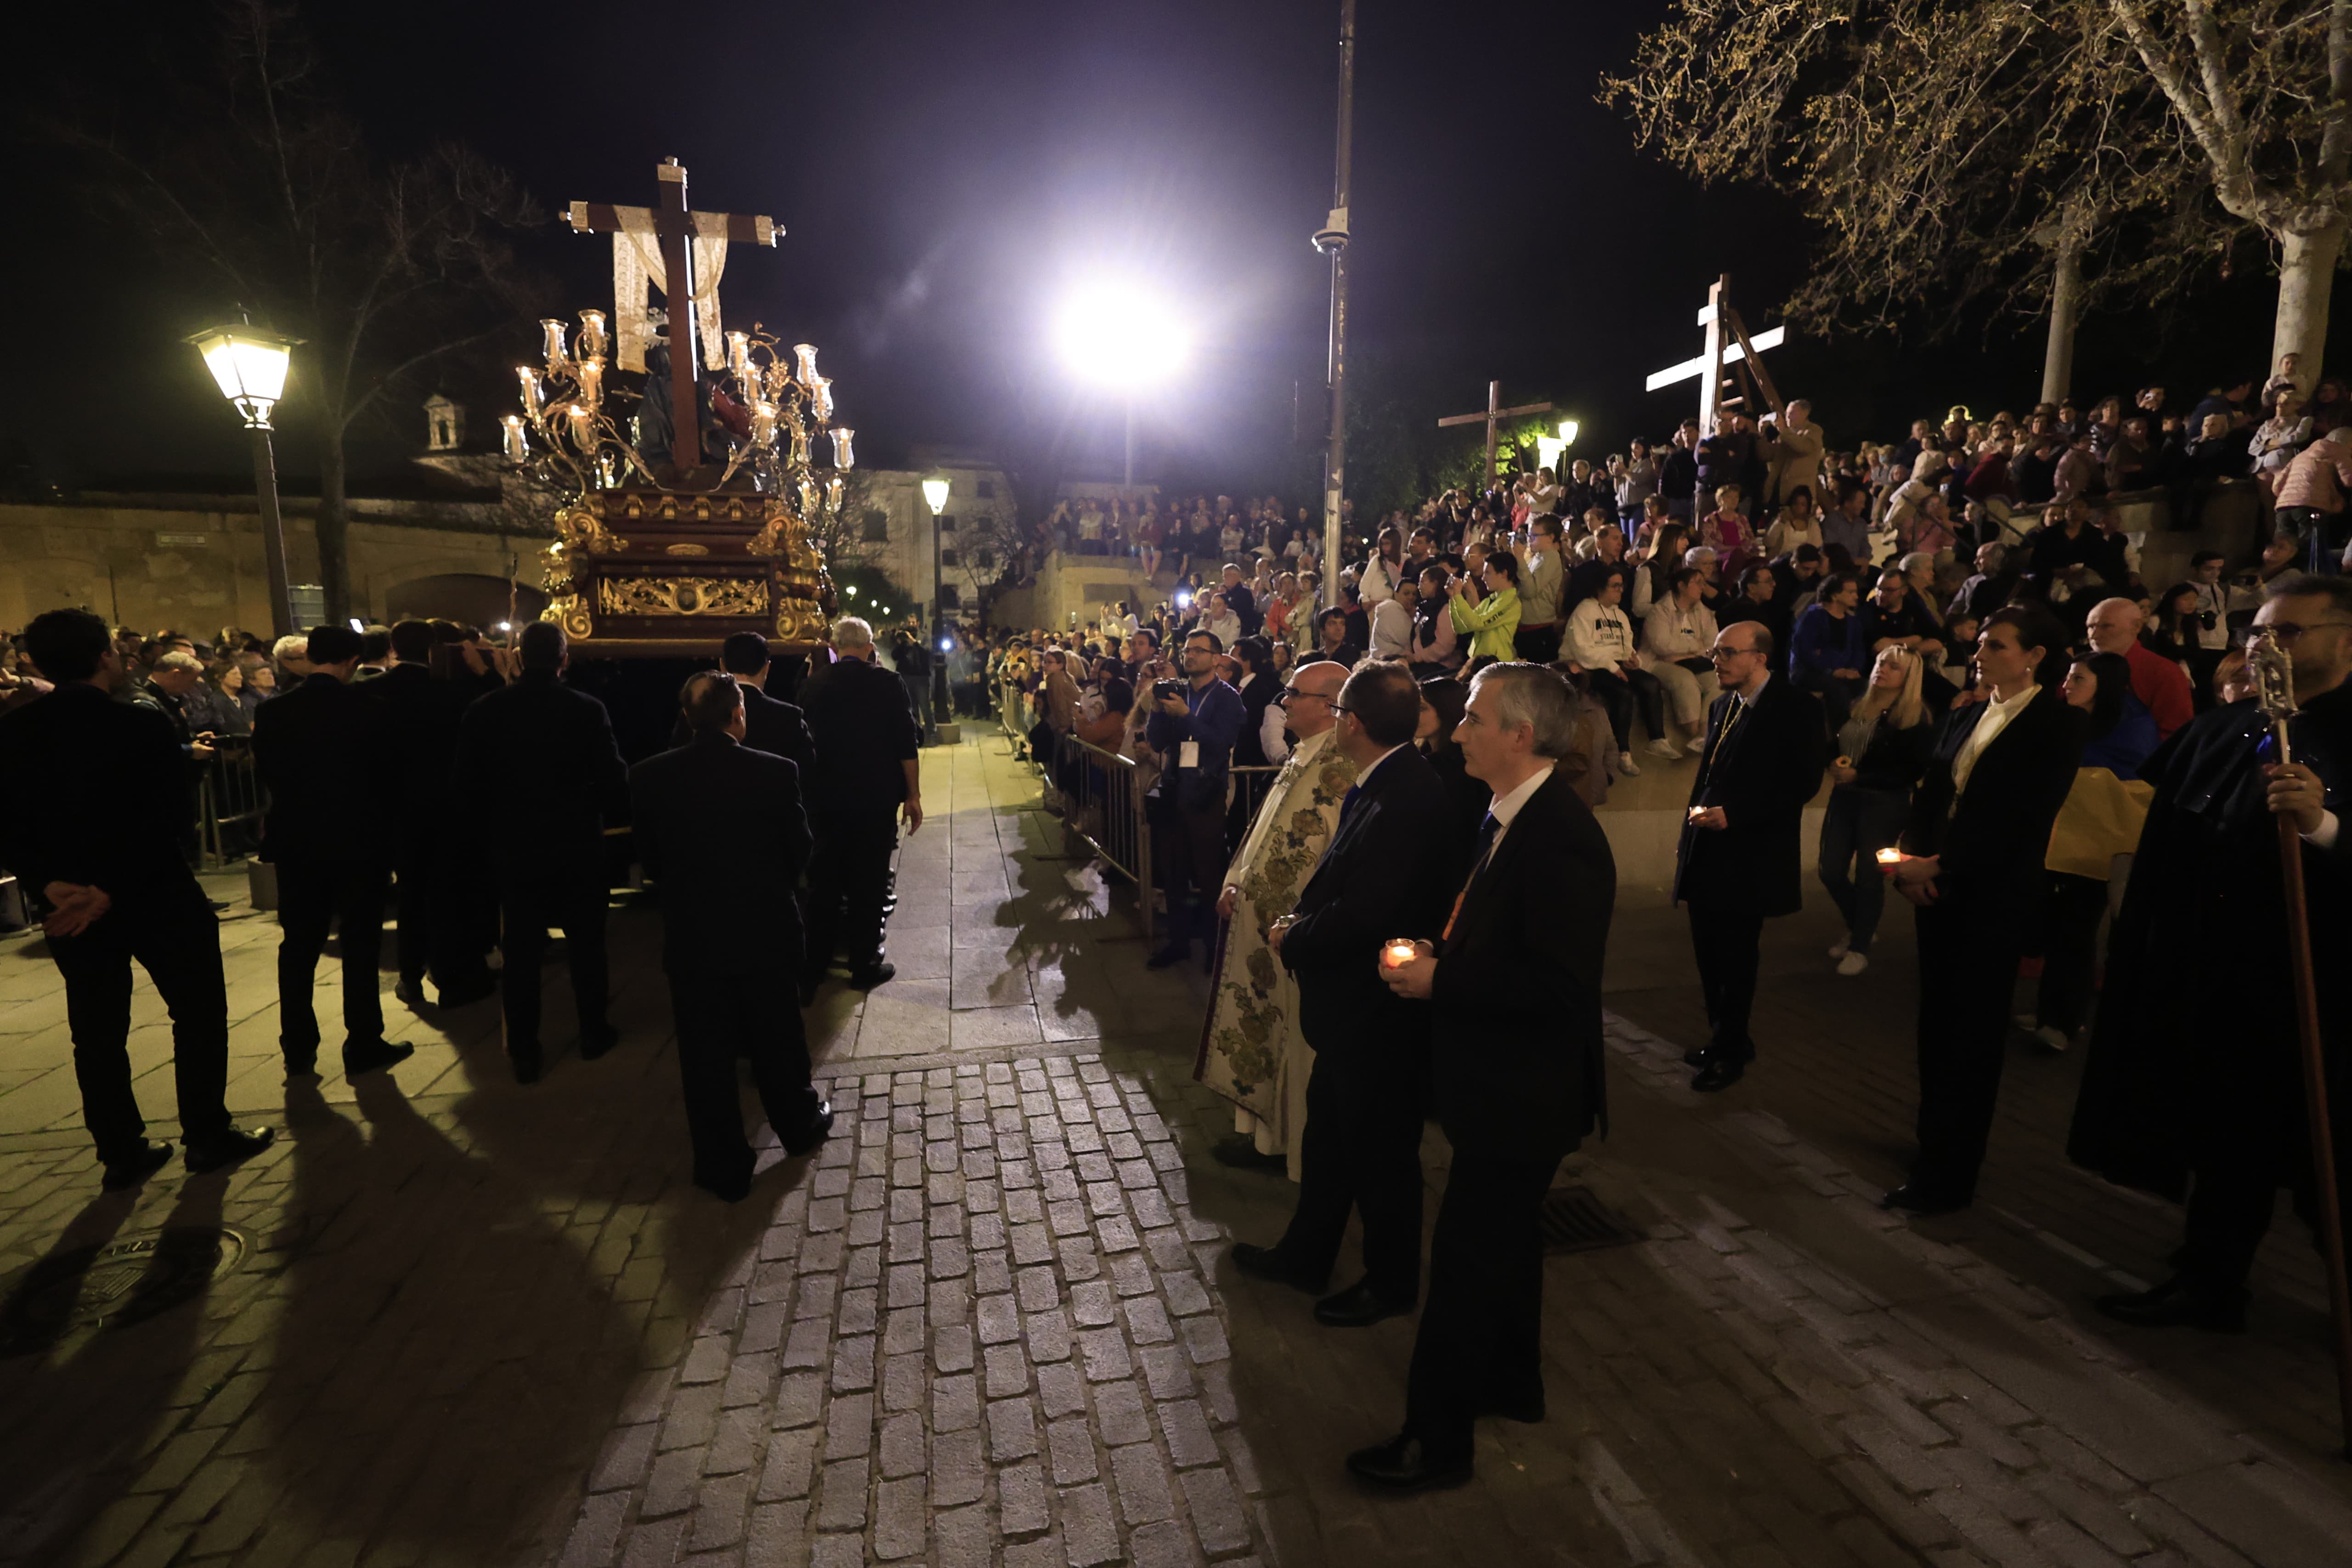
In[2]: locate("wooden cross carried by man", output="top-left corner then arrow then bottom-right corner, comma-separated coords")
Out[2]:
1645,273 -> 1790,429
1437,380 -> 1554,489
564,158 -> 780,473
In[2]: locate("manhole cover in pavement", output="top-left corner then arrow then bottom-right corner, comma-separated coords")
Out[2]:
1540,1188 -> 1645,1255
0,1226 -> 250,1356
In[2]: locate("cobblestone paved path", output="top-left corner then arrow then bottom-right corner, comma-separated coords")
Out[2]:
3,733 -> 2352,1567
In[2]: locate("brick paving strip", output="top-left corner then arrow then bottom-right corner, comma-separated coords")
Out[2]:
559,1054 -> 1264,1568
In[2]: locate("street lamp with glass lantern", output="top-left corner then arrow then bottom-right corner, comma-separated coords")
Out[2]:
922,475 -> 953,728
187,322 -> 302,637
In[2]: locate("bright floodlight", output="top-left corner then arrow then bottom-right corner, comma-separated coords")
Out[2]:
921,475 -> 951,515
1054,284 -> 1190,385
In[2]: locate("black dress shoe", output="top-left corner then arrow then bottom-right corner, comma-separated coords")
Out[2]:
101,1141 -> 174,1191
343,1039 -> 415,1076
1227,1242 -> 1326,1294
847,962 -> 896,991
2095,1275 -> 2247,1333
393,978 -> 429,1009
510,1051 -> 543,1086
1690,1055 -> 1749,1092
283,1052 -> 321,1084
1210,1135 -> 1288,1172
578,1024 -> 620,1062
1344,1432 -> 1474,1493
1144,942 -> 1191,970
1479,1389 -> 1546,1424
781,1101 -> 836,1157
186,1125 -> 275,1176
1313,1279 -> 1416,1328
1879,1183 -> 1970,1216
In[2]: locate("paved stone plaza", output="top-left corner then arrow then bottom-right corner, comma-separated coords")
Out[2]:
3,734 -> 2352,1568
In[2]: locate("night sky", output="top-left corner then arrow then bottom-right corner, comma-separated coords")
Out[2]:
9,0 -> 2343,502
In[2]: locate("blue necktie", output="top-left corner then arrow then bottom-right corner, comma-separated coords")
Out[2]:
1442,813 -> 1503,942
1340,783 -> 1362,822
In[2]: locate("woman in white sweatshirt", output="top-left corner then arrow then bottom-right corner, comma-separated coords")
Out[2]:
1564,564 -> 1676,770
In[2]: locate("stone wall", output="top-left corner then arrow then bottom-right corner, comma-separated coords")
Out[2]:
0,495 -> 537,634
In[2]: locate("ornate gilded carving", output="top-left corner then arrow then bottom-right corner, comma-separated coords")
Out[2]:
774,597 -> 828,641
747,507 -> 795,557
543,594 -> 594,639
598,577 -> 768,617
664,542 -> 711,556
553,504 -> 629,556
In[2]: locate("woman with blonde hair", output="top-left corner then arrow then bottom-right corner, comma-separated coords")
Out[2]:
1817,645 -> 1935,975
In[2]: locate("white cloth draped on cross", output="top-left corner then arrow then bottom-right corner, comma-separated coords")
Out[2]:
573,203 -> 769,373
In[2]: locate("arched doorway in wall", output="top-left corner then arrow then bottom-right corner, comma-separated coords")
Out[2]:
382,574 -> 549,631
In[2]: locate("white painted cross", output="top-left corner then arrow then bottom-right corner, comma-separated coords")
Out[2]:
1644,274 -> 1788,431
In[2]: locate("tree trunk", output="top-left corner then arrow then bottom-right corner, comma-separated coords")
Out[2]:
317,423 -> 353,625
2041,233 -> 2085,406
2274,221 -> 2347,397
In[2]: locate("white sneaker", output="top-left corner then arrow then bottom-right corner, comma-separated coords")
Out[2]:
2033,1024 -> 2070,1053
1644,737 -> 1683,760
1836,951 -> 1870,977
1615,753 -> 1642,777
1827,937 -> 1850,959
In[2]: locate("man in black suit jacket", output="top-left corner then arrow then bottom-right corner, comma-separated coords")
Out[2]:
1228,660 -> 1462,1326
251,623 -> 413,1081
1674,618 -> 1827,1090
1884,605 -> 2084,1212
667,631 -> 817,778
370,619 -> 495,1009
632,673 -> 834,1200
0,611 -> 274,1187
451,622 -> 628,1083
1352,661 -> 1617,1492
797,618 -> 923,994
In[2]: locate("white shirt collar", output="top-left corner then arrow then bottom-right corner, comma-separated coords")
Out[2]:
1488,762 -> 1556,828
1357,743 -> 1409,787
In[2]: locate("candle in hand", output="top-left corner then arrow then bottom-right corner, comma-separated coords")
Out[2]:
1876,848 -> 1904,866
1687,806 -> 1707,822
1382,940 -> 1419,970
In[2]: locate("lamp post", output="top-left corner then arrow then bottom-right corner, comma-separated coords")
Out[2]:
1315,0 -> 1357,610
922,475 -> 953,732
188,323 -> 302,638
1054,284 -> 1189,498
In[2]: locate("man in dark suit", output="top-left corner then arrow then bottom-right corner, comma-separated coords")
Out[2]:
371,618 -> 495,1010
632,672 -> 834,1199
451,621 -> 628,1083
672,631 -> 817,777
251,623 -> 413,1081
1353,662 -> 1617,1491
798,617 -> 923,996
1885,605 -> 2083,1212
1675,620 -> 1827,1090
0,611 -> 274,1187
1228,660 -> 1461,1326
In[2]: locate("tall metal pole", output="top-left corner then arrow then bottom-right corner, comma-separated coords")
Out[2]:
249,425 -> 294,638
1318,0 -> 1357,611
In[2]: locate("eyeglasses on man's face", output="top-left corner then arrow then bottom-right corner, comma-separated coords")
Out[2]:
1278,687 -> 1331,705
1708,645 -> 1760,662
2250,620 -> 2352,645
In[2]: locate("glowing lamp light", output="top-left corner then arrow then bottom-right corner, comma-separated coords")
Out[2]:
921,476 -> 951,516
188,324 -> 300,429
500,414 -> 530,464
939,638 -> 953,652
1558,419 -> 1580,447
1053,282 -> 1191,386
829,427 -> 856,469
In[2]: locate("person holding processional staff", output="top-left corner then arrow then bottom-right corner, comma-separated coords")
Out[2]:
2071,575 -> 2352,1433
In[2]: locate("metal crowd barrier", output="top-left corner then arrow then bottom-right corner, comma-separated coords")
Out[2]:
199,736 -> 266,868
1048,731 -> 1155,941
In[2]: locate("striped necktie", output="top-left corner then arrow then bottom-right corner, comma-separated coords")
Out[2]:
1442,812 -> 1504,942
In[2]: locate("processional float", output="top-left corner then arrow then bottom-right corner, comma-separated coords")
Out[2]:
504,158 -> 847,656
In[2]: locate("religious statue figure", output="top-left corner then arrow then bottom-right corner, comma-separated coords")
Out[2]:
1196,725 -> 1358,1177
633,310 -> 676,466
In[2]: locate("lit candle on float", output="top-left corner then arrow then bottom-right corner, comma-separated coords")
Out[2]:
577,309 -> 609,362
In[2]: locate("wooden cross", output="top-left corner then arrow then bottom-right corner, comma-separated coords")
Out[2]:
1643,273 -> 1789,431
564,158 -> 779,473
1437,380 -> 1554,488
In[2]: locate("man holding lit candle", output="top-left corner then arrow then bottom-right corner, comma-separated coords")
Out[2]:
1227,661 -> 1459,1331
1674,622 -> 1829,1092
1348,662 -> 1615,1492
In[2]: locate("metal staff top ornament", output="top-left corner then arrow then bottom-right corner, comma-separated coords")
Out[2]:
2249,624 -> 2300,762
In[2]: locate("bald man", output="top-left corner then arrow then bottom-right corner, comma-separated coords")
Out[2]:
2083,597 -> 2193,740
1202,659 -> 1354,1173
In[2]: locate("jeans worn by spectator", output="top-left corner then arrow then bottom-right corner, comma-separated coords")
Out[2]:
1816,785 -> 1908,953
